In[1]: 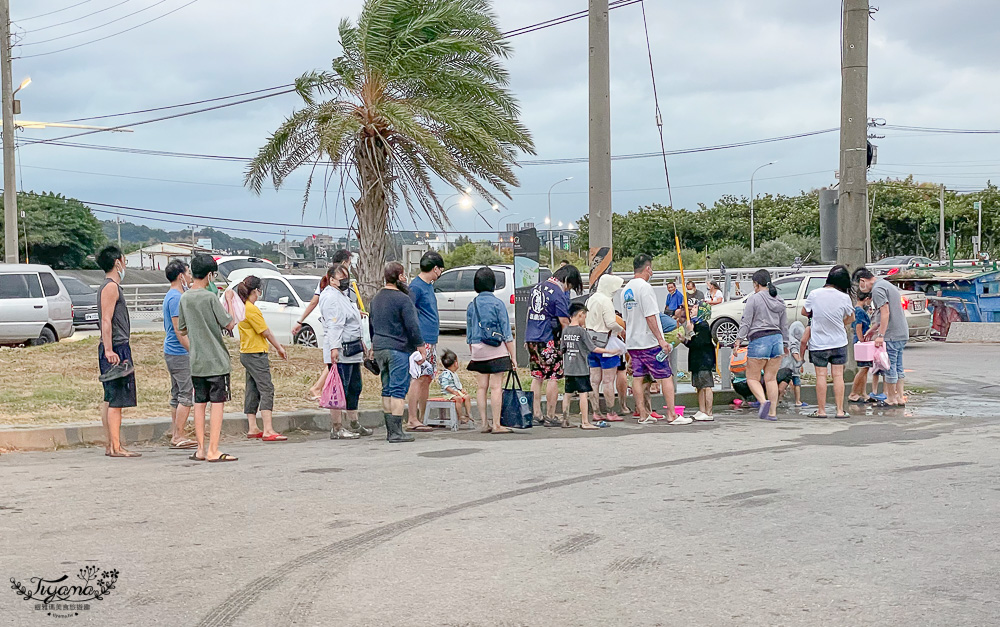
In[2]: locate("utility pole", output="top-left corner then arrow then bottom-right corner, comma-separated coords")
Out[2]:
1,0 -> 18,264
116,215 -> 122,248
190,225 -> 197,252
588,0 -> 613,285
836,0 -> 869,271
280,229 -> 289,265
939,184 -> 946,261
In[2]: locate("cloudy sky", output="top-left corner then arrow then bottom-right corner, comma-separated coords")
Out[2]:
12,0 -> 1000,243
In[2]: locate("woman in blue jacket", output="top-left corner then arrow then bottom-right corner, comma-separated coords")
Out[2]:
466,267 -> 516,434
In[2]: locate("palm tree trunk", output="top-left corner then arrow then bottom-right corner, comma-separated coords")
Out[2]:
354,136 -> 391,303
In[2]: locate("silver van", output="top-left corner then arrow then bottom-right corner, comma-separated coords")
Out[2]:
0,264 -> 75,345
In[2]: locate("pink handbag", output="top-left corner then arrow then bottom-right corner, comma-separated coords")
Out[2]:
872,343 -> 890,374
319,364 -> 347,410
220,289 -> 246,323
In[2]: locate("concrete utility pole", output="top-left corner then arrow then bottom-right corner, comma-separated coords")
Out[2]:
837,0 -> 869,271
939,184 -> 946,261
117,216 -> 122,248
1,0 -> 17,264
588,0 -> 613,284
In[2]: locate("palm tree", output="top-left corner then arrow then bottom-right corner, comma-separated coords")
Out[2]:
245,0 -> 535,298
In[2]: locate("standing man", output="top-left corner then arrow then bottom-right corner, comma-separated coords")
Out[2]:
178,254 -> 238,463
406,251 -> 444,431
526,264 -> 583,426
163,260 -> 196,449
622,254 -> 691,425
663,281 -> 683,316
96,245 -> 141,457
853,267 -> 908,407
296,249 -> 360,399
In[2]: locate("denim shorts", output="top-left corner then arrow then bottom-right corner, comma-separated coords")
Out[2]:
885,339 -> 907,383
375,349 -> 411,399
747,333 -> 783,360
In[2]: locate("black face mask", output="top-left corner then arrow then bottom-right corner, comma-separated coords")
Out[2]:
339,278 -> 351,291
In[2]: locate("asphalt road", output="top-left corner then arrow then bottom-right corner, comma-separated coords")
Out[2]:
2,341 -> 998,627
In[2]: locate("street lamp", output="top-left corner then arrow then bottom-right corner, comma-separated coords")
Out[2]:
749,161 -> 776,253
547,176 -> 573,268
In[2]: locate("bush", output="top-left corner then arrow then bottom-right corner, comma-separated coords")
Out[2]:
775,234 -> 821,264
443,242 -> 502,268
745,240 -> 798,267
711,245 -> 750,269
653,248 -> 705,271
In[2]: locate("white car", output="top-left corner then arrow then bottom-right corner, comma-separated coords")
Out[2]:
214,256 -> 279,283
708,271 -> 931,345
435,264 -> 515,330
0,263 -> 74,345
225,268 -> 325,347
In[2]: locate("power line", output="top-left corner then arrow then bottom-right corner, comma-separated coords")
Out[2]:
884,124 -> 1000,135
15,0 -> 95,22
503,0 -> 641,38
59,84 -> 294,123
16,0 -> 200,59
19,0 -> 134,34
89,207 -> 313,238
20,0 -> 171,46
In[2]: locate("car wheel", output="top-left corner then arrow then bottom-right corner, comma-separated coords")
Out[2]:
34,327 -> 57,346
711,318 -> 739,346
294,325 -> 318,348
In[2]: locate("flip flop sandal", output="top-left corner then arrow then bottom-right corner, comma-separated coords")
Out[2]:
170,440 -> 198,449
188,454 -> 206,461
835,413 -> 850,419
481,426 -> 492,433
579,424 -> 601,430
806,411 -> 828,418
595,421 -> 610,428
561,420 -> 573,428
207,453 -> 238,463
107,450 -> 142,458
406,425 -> 434,432
262,434 -> 288,442
491,426 -> 514,434
247,432 -> 263,439
848,397 -> 866,403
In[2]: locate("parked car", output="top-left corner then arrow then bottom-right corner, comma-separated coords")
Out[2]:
0,264 -> 74,345
225,268 -> 324,347
58,275 -> 99,328
214,256 -> 279,283
434,264 -> 557,330
708,271 -> 932,346
872,255 -> 936,276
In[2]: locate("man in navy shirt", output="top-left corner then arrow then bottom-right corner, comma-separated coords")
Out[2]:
407,251 -> 445,431
525,264 -> 583,425
663,281 -> 684,315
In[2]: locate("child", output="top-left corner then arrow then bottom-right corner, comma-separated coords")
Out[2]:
779,320 -> 806,407
560,303 -> 613,429
438,349 -> 473,427
178,254 -> 238,463
236,275 -> 289,441
683,318 -> 716,421
849,292 -> 873,403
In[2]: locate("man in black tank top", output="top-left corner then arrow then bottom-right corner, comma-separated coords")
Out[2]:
96,245 -> 140,458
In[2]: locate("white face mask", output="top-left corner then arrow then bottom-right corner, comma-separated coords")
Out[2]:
117,263 -> 126,281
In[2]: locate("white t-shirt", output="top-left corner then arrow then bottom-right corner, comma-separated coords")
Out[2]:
622,278 -> 660,350
803,287 -> 855,350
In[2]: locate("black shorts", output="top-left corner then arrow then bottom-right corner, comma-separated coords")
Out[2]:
468,356 -> 513,374
810,346 -> 848,368
98,343 -> 137,409
776,367 -> 794,384
564,375 -> 593,394
192,374 -> 231,404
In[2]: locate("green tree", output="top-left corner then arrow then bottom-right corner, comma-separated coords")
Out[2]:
245,0 -> 534,299
0,192 -> 105,268
444,242 -> 502,267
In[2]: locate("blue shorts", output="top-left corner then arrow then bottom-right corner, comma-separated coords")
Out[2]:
791,375 -> 801,386
588,352 -> 621,370
375,349 -> 411,399
747,333 -> 783,360
884,339 -> 907,384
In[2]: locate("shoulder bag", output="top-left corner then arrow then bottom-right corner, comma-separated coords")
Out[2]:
473,296 -> 505,347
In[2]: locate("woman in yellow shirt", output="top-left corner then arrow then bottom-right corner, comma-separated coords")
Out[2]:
236,276 -> 288,441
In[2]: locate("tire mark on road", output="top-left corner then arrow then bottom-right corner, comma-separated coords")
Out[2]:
551,533 -> 602,555
196,443 -> 795,627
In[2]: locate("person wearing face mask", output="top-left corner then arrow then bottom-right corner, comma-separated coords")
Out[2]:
685,280 -> 704,308
369,262 -> 424,442
320,263 -> 373,439
406,251 -> 445,432
237,275 -> 289,441
162,260 -> 196,450
96,245 -> 140,458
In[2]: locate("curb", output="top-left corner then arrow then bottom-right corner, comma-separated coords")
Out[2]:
0,387 -> 818,451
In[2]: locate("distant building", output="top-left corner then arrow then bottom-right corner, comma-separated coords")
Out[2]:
124,243 -> 210,270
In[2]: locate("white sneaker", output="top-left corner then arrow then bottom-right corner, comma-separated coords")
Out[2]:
668,415 -> 693,425
331,428 -> 360,440
693,412 -> 715,422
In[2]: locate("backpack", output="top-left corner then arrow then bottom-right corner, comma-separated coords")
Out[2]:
730,346 -> 748,374
473,296 -> 505,347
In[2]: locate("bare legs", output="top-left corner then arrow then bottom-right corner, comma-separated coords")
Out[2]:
850,366 -> 870,401
746,357 -> 781,418
615,368 -> 630,414
659,376 -> 676,420
102,402 -> 138,457
530,377 -> 559,420
171,404 -> 192,445
194,402 -> 227,461
831,364 -> 846,416
814,366 -> 828,416
406,375 -> 432,428
699,387 -> 714,417
476,373 -> 507,432
308,367 -> 327,399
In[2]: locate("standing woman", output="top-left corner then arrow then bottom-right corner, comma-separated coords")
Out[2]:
585,274 -> 625,422
800,265 -> 855,418
734,269 -> 789,421
465,267 -> 517,434
369,262 -> 424,443
236,275 -> 288,441
320,263 -> 373,439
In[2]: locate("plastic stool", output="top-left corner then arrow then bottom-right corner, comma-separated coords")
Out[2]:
424,398 -> 459,431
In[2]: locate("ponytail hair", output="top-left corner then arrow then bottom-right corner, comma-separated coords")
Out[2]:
236,275 -> 261,302
752,269 -> 777,297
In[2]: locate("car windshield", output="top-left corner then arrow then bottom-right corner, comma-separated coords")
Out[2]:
58,276 -> 95,295
286,278 -> 318,303
218,258 -> 278,280
879,256 -> 910,265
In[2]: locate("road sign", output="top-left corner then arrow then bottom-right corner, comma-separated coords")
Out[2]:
974,201 -> 982,211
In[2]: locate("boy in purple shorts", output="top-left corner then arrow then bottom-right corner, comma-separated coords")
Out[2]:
621,254 -> 691,426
